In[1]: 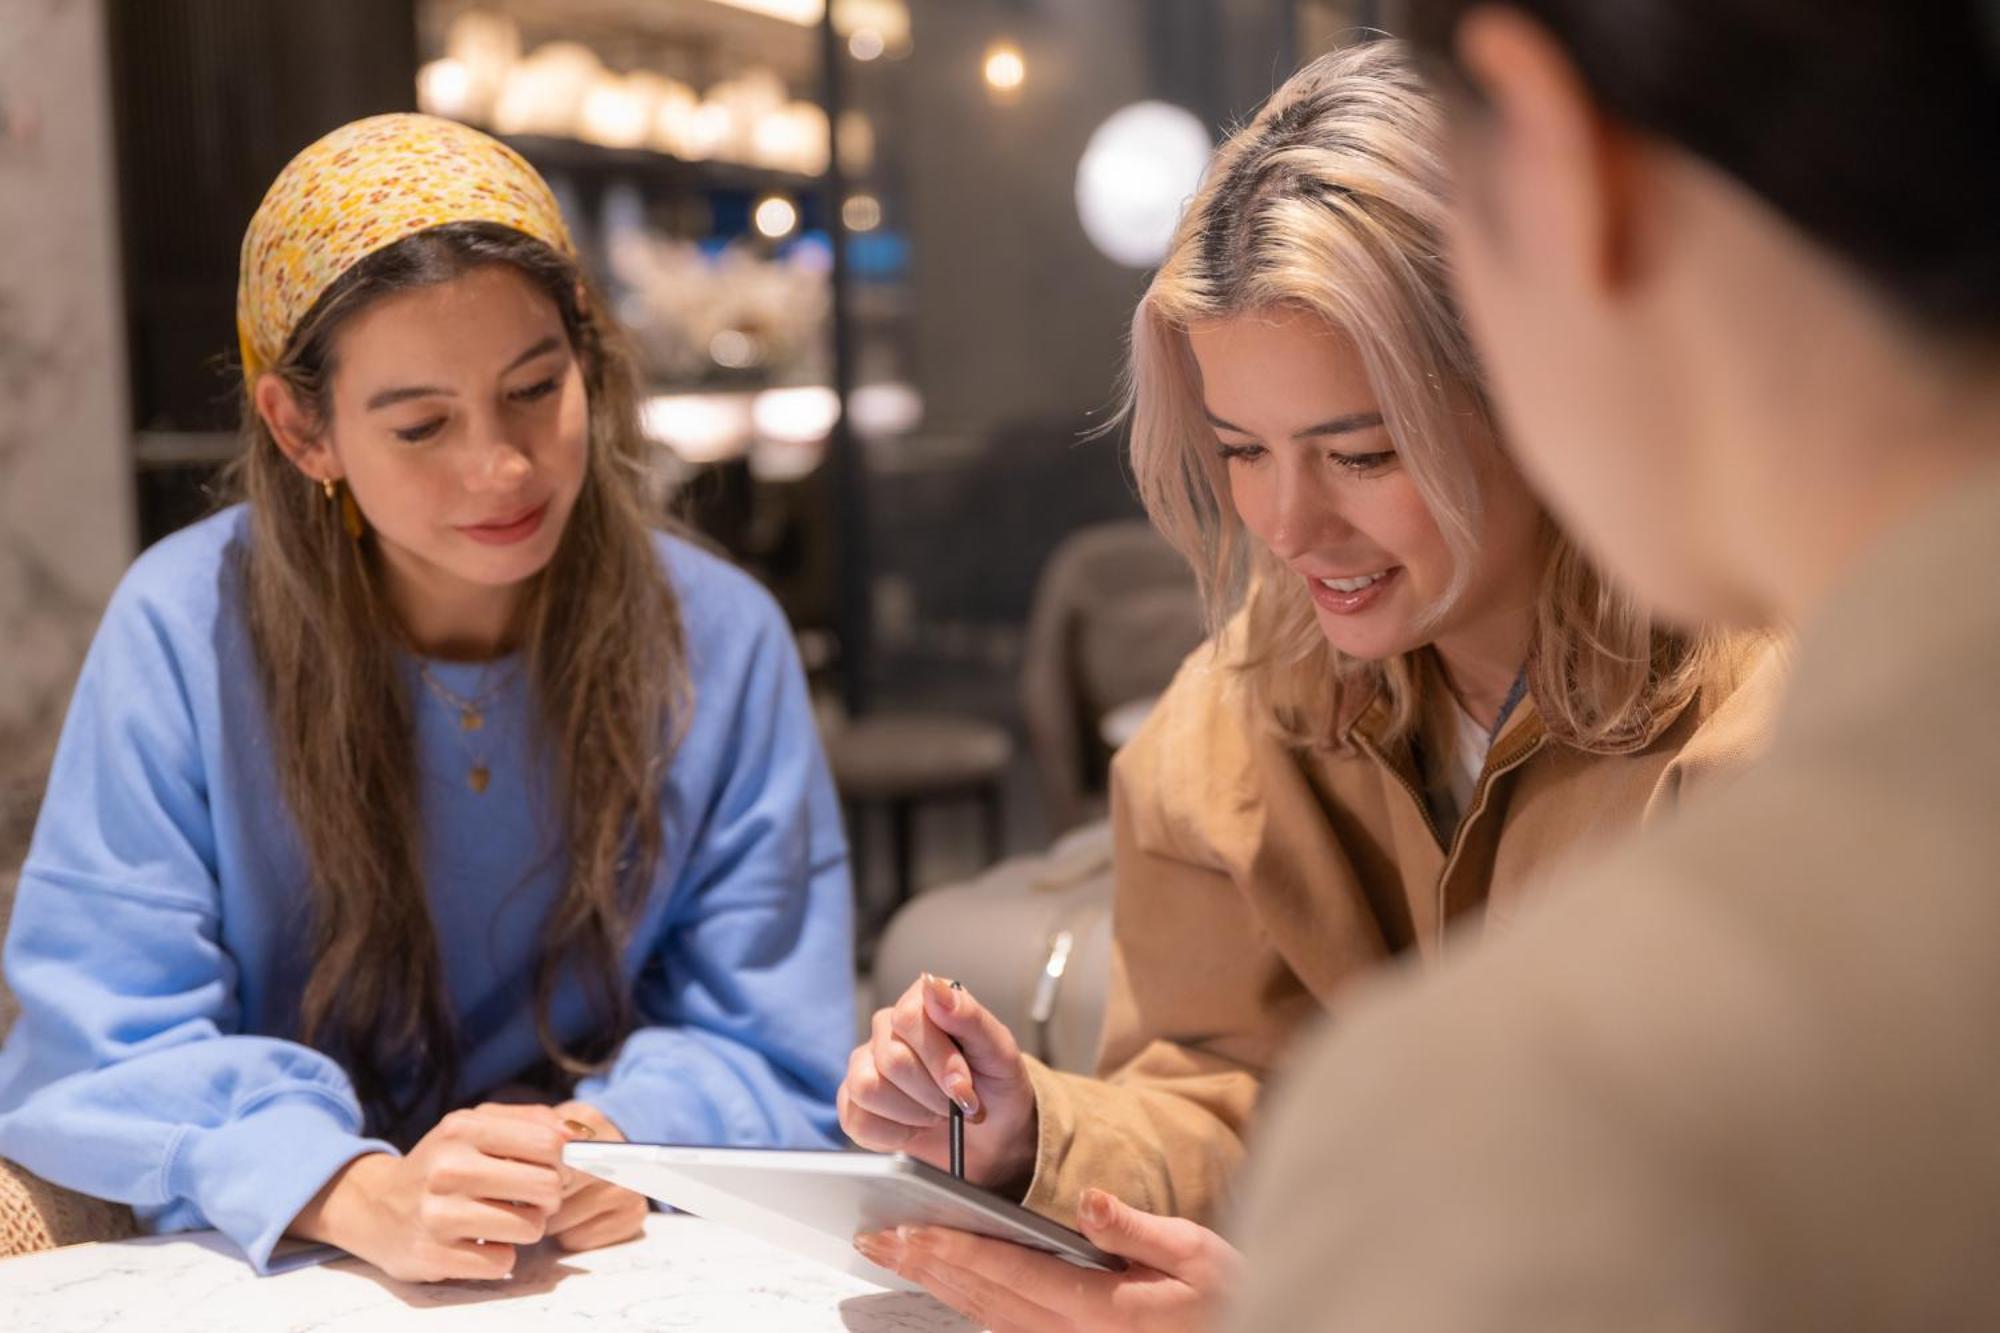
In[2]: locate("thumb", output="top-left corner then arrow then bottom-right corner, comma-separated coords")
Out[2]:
920,974 -> 1023,1079
1076,1189 -> 1210,1276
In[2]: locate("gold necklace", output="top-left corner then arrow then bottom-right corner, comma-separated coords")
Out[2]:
416,661 -> 514,793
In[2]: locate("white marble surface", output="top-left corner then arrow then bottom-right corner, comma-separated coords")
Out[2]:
0,1214 -> 978,1332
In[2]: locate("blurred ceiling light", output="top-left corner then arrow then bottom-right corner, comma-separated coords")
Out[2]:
578,76 -> 653,149
441,11 -> 520,122
709,329 -> 763,370
836,110 -> 876,175
750,437 -> 826,484
641,393 -> 755,465
1075,100 -> 1212,267
491,42 -> 601,137
416,58 -> 474,120
754,195 -> 799,239
681,101 -> 735,161
753,385 -> 842,444
708,0 -> 826,24
835,0 -> 911,52
983,42 -> 1026,98
752,103 -> 830,176
842,193 -> 883,232
850,381 -> 923,438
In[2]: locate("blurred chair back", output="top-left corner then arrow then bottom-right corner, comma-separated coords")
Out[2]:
870,823 -> 1114,1074
1021,522 -> 1203,834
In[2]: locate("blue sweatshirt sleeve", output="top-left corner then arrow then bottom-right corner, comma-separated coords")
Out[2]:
0,574 -> 395,1271
577,583 -> 854,1149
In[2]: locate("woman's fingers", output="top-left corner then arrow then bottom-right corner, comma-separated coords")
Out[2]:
918,975 -> 1027,1088
548,1180 -> 649,1251
1074,1189 -> 1232,1279
547,1178 -> 623,1234
423,1194 -> 548,1247
844,1037 -> 950,1129
442,1107 -> 571,1167
437,1236 -> 521,1281
837,1083 -> 935,1152
869,1008 -> 956,1118
887,981 -> 979,1114
425,1140 -> 565,1215
858,1227 -> 1084,1333
553,1194 -> 649,1253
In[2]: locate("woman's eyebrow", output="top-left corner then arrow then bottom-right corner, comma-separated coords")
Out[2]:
1295,411 -> 1385,439
1202,408 -> 1386,438
364,336 -> 566,411
503,334 -> 564,374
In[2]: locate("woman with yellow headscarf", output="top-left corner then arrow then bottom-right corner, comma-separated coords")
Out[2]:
0,114 -> 853,1280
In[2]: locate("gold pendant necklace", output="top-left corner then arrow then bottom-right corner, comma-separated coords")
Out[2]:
417,661 -> 512,793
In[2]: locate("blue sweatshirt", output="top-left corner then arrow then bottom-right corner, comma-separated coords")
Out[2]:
0,508 -> 854,1269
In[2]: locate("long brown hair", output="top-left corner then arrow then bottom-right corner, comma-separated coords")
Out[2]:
224,222 -> 687,1136
1126,41 -> 1736,751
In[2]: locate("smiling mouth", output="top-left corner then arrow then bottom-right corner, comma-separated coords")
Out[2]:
1317,572 -> 1390,593
1305,565 -> 1402,614
458,502 -> 549,545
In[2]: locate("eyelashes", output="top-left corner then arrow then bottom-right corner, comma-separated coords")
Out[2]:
395,419 -> 445,444
1328,450 -> 1395,474
390,378 -> 562,445
1213,440 -> 1397,474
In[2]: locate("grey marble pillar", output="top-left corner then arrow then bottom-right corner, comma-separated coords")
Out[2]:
0,0 -> 134,867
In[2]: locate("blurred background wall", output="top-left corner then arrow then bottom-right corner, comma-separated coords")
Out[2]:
0,0 -> 133,862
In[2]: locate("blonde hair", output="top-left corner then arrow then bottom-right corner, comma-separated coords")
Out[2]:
1127,40 -> 1728,751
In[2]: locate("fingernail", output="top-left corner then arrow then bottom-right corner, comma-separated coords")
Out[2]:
855,1231 -> 901,1267
948,1077 -> 980,1117
1081,1190 -> 1113,1229
561,1118 -> 596,1139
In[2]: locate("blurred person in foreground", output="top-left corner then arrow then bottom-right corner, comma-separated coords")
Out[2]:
1231,3 -> 2000,1329
843,42 -> 1779,1331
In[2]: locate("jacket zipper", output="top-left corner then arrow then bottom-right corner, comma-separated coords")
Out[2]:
1357,726 -> 1548,946
1435,731 -> 1547,943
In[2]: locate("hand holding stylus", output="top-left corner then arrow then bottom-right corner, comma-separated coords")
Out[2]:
838,973 -> 1039,1192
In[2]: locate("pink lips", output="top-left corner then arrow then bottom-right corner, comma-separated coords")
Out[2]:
1305,566 -> 1401,615
458,501 -> 549,546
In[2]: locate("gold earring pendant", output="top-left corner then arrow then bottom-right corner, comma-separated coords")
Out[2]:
321,476 -> 336,502
340,485 -> 365,540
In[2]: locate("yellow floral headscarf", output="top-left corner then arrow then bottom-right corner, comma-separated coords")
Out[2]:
236,113 -> 575,385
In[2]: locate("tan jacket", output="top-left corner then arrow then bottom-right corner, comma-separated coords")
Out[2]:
1231,465 -> 2000,1331
1021,634 -> 1784,1227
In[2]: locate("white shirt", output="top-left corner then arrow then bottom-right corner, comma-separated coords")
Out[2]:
1436,699 -> 1495,836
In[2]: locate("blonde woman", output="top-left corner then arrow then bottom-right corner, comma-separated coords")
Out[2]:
841,41 -> 1779,1329
0,116 -> 852,1280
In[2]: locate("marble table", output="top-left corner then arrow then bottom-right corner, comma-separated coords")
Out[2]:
0,1214 -> 977,1332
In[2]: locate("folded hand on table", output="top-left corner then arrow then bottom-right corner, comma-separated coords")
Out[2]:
288,1099 -> 646,1283
856,1187 -> 1242,1333
545,1099 -> 650,1253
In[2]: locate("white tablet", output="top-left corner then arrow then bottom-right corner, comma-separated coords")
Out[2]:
564,1143 -> 1123,1291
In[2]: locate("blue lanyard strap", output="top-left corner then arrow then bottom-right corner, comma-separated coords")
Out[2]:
1492,668 -> 1530,734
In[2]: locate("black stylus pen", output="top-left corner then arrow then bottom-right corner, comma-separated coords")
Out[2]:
948,980 -> 966,1179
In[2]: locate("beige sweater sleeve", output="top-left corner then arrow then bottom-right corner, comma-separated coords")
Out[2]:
1015,664 -> 1327,1229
